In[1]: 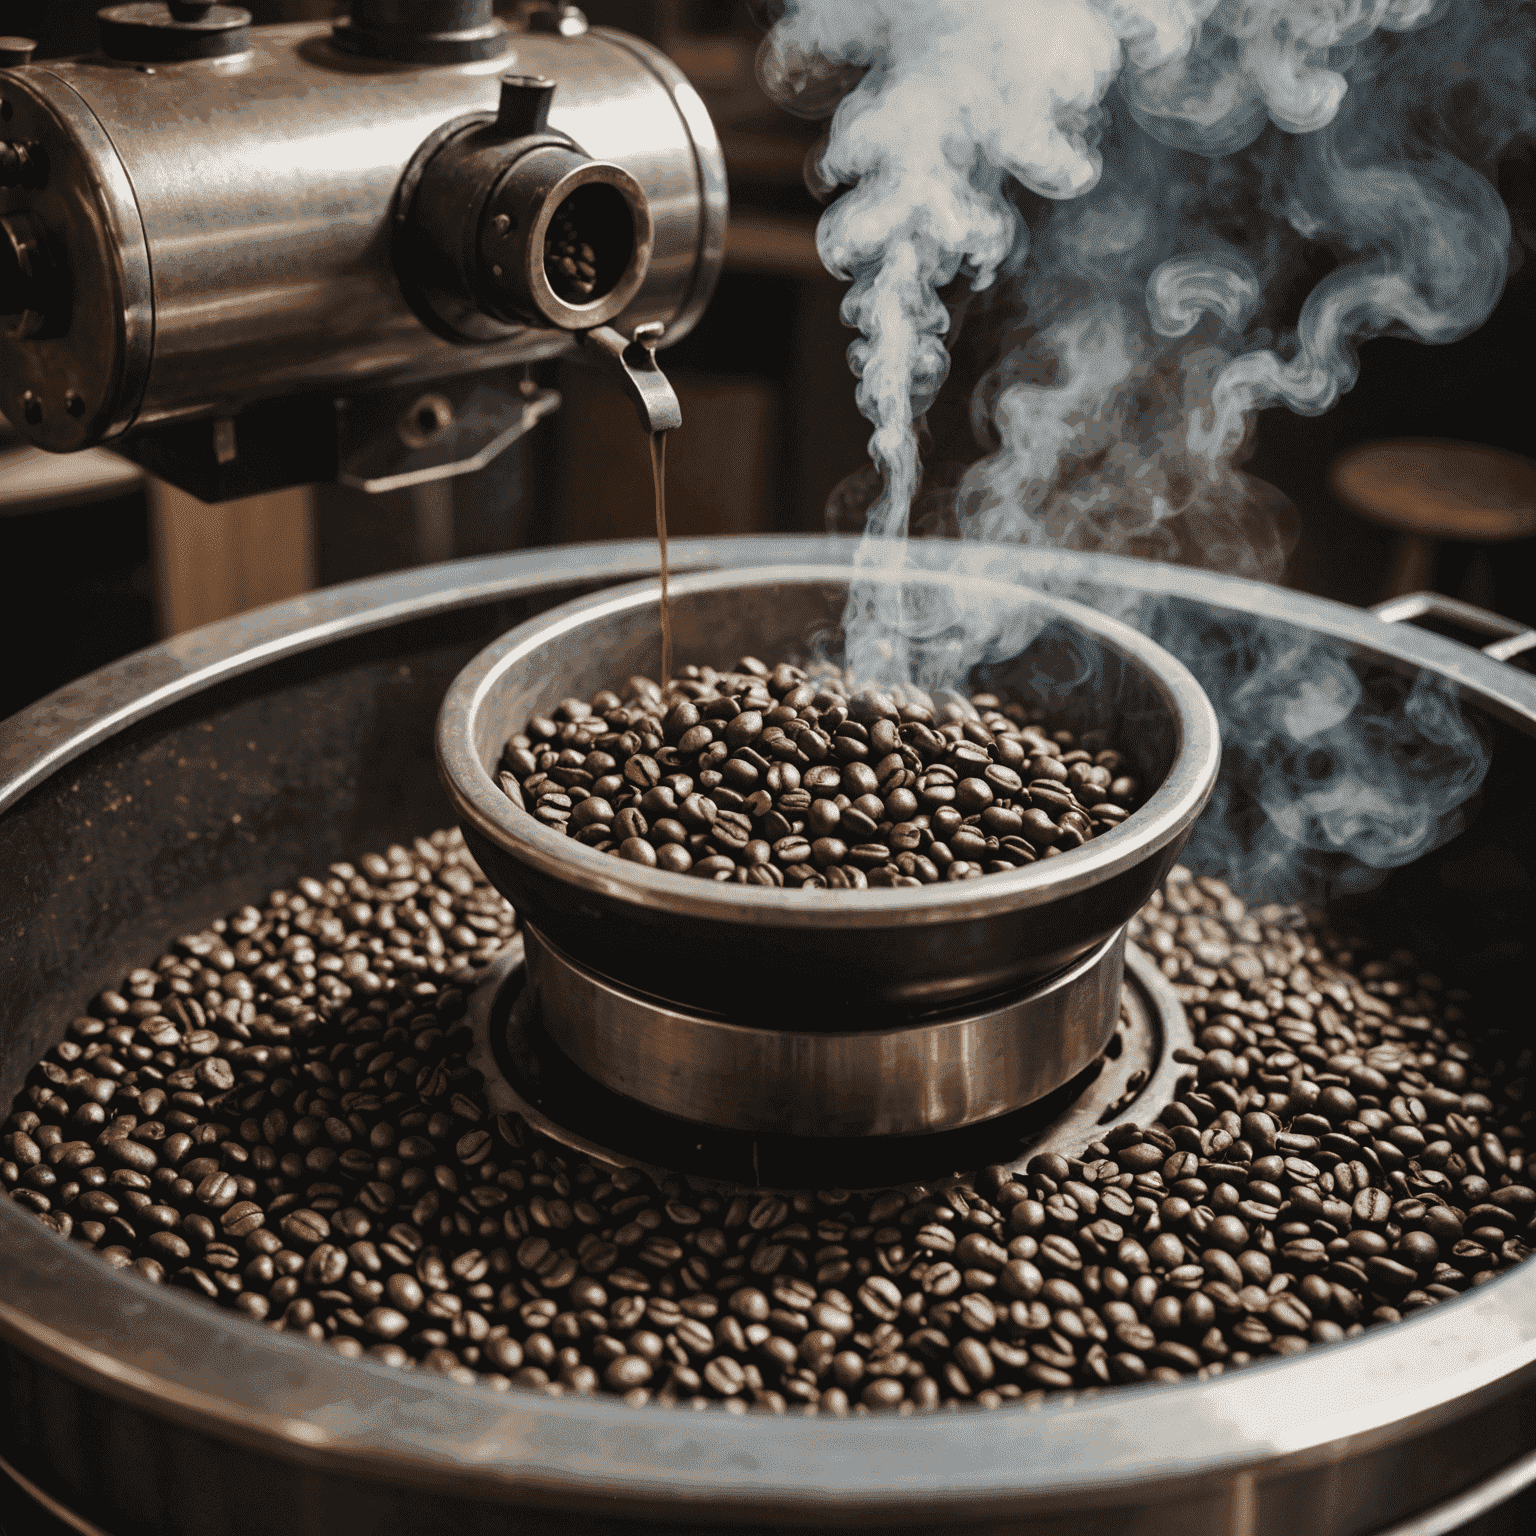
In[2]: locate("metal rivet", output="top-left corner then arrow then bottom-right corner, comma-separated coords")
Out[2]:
399,394 -> 453,450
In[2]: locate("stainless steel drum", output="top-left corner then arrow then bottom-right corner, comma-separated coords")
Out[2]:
471,933 -> 1197,1191
1,536 -> 1535,1535
0,4 -> 726,495
517,921 -> 1130,1137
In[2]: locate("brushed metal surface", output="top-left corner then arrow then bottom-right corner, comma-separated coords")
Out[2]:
597,29 -> 728,345
467,935 -> 1193,1185
1,18 -> 726,441
0,538 -> 1533,1534
438,563 -> 1222,1022
525,923 -> 1126,1136
0,69 -> 152,448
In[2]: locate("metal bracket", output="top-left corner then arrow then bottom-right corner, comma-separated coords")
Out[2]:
335,370 -> 559,494
112,369 -> 560,502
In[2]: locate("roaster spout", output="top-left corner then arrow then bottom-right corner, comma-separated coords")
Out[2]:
581,321 -> 681,433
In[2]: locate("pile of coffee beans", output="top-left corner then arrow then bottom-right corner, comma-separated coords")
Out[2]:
496,659 -> 1140,888
5,847 -> 1532,1414
543,204 -> 598,303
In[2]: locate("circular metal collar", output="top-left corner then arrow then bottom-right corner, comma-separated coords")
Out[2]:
331,0 -> 508,64
97,3 -> 252,63
525,923 -> 1126,1136
508,154 -> 652,330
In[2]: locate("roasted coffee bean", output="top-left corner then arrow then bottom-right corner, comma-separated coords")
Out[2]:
618,837 -> 658,867
499,667 -> 1137,887
613,808 -> 648,842
196,1172 -> 240,1211
11,841 -> 1524,1417
281,1209 -> 330,1248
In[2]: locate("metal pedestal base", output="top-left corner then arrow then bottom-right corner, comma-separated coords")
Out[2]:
466,933 -> 1191,1190
523,923 -> 1128,1138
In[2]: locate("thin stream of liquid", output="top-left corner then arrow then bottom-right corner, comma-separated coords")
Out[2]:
650,429 -> 672,683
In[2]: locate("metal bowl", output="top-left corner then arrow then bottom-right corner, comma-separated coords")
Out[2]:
2,538 -> 1535,1536
437,564 -> 1221,1026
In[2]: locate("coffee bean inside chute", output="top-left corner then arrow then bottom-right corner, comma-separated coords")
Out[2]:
499,658 -> 1141,888
4,839 -> 1532,1413
544,206 -> 598,303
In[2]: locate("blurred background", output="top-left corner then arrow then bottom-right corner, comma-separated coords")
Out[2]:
1,0 -> 1533,722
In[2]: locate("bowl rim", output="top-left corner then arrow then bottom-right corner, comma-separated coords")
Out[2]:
436,562 -> 1222,929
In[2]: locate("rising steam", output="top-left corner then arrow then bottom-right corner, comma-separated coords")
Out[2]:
758,0 -> 1527,898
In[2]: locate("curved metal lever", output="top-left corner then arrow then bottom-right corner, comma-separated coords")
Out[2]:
579,321 -> 681,433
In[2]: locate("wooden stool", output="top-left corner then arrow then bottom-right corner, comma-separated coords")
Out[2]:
1329,439 -> 1536,601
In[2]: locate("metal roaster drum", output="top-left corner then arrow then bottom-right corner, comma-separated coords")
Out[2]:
0,1 -> 726,497
436,564 -> 1221,1139
2,538 -> 1535,1536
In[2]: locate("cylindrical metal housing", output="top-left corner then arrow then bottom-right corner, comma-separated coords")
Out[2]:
0,17 -> 726,451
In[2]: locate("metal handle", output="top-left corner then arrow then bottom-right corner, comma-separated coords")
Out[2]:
1372,590 -> 1536,666
1365,1440 -> 1536,1536
0,1446 -> 117,1536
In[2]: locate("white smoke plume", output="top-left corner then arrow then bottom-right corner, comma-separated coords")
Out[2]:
1141,599 -> 1492,902
763,0 -> 1198,531
757,0 -> 1528,898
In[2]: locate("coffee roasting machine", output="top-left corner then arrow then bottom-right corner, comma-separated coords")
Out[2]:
0,0 -> 725,500
5,8 -> 1536,1536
